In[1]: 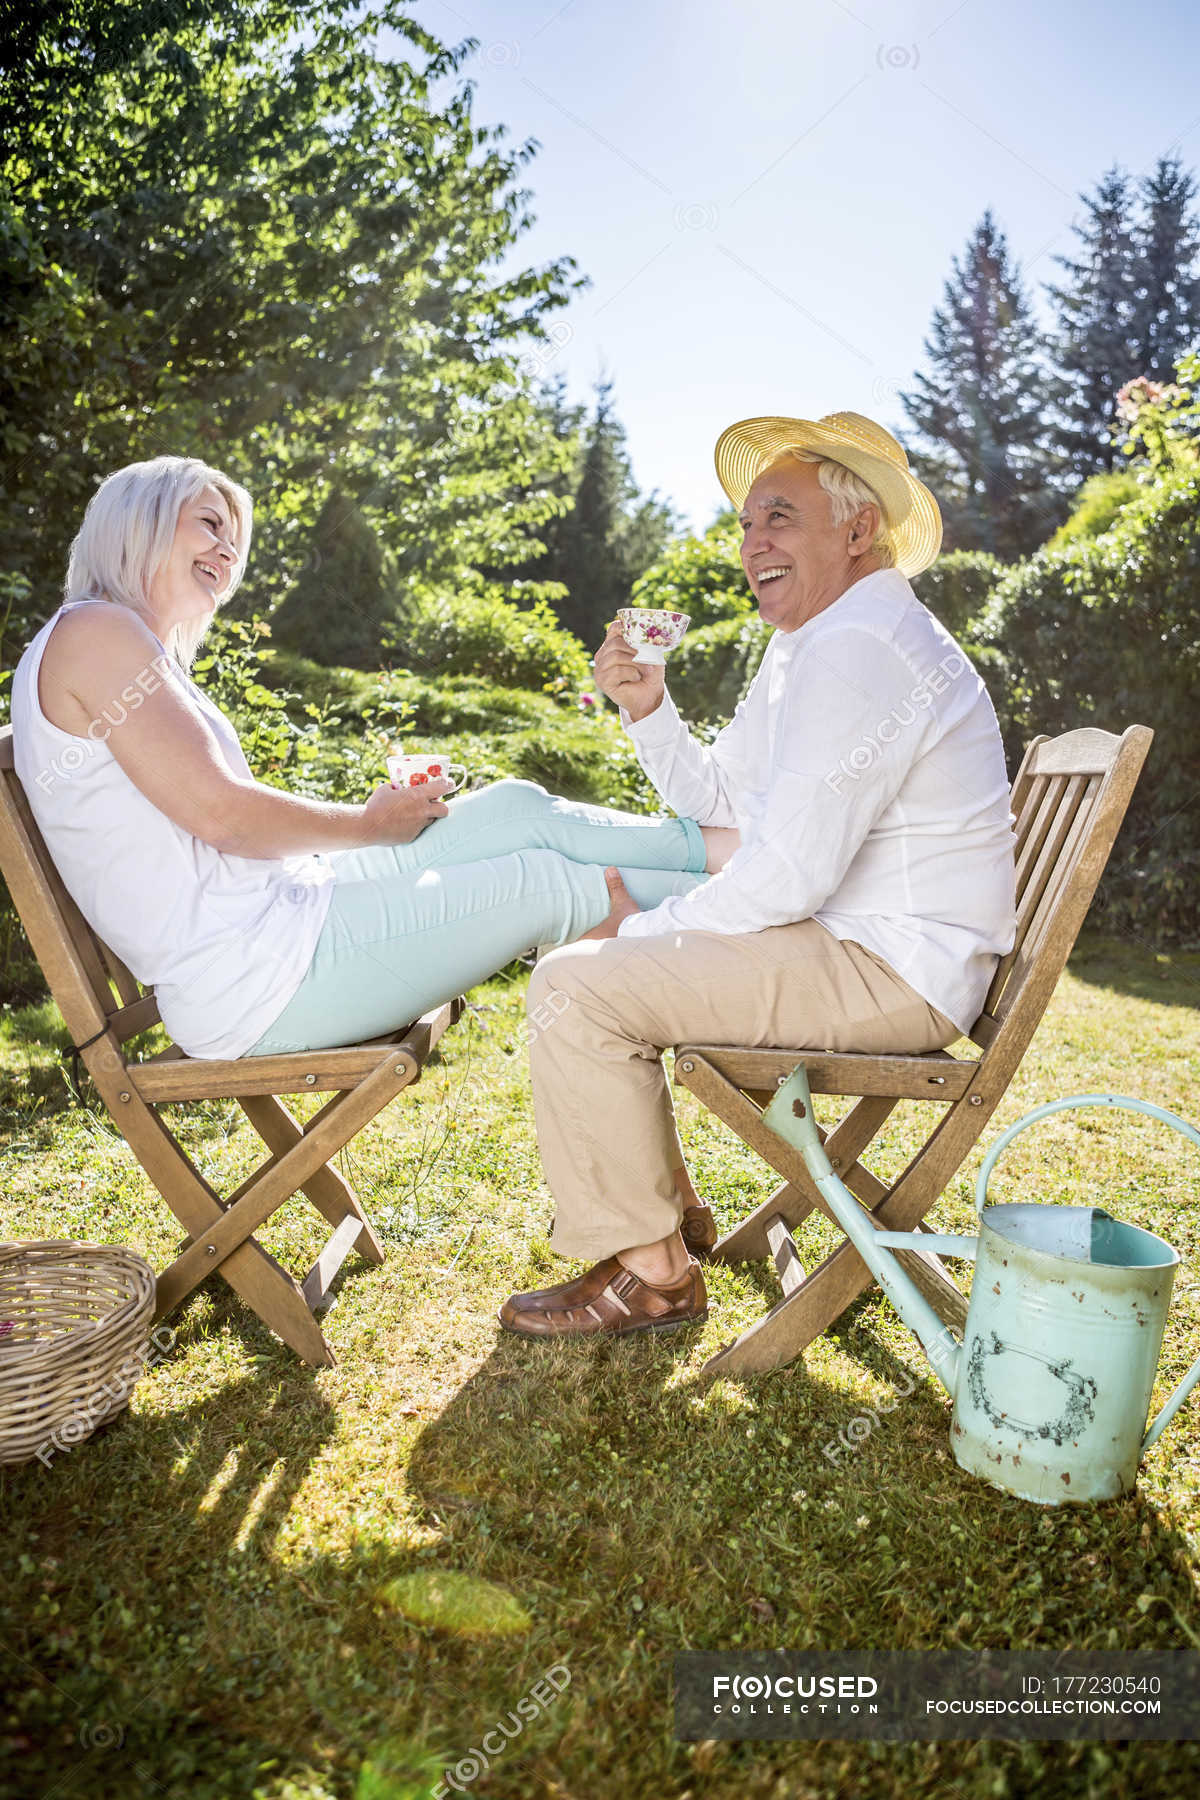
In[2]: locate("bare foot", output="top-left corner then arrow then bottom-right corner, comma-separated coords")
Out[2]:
579,867 -> 642,941
617,1227 -> 692,1286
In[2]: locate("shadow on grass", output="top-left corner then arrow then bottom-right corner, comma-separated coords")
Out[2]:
5,1284 -> 1200,1800
2,1360 -> 342,1799
1067,929 -> 1200,1011
392,1318 -> 1200,1799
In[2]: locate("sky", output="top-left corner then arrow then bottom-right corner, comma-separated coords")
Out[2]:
405,0 -> 1200,528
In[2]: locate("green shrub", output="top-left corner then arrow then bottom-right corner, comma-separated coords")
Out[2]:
977,465 -> 1200,942
1046,469 -> 1146,551
630,514 -> 753,628
666,614 -> 771,725
251,652 -> 656,811
912,550 -> 1006,640
386,578 -> 592,696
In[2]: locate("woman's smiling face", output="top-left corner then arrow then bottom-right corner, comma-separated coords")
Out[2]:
148,485 -> 240,631
738,458 -> 882,632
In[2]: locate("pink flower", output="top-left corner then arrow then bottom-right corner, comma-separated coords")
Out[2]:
1115,375 -> 1179,423
578,692 -> 596,709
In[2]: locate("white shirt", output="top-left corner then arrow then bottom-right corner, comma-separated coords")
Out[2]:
13,603 -> 335,1059
618,567 -> 1016,1035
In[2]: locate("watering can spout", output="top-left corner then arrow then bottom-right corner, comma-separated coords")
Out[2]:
762,1066 -> 970,1400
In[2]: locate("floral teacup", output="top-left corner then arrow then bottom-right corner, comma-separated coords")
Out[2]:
387,752 -> 466,792
616,606 -> 691,665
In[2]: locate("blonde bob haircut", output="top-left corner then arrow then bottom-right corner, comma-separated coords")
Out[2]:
65,456 -> 253,668
777,448 -> 897,569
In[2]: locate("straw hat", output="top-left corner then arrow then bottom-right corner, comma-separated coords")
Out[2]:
714,411 -> 943,578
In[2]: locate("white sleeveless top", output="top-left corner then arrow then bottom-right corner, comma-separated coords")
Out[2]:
12,602 -> 334,1058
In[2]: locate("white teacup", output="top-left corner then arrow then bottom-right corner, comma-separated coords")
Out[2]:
617,606 -> 691,665
387,752 -> 466,792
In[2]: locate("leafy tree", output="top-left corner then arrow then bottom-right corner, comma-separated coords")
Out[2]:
0,0 -> 581,660
977,456 -> 1200,942
1113,354 -> 1200,474
667,614 -> 770,725
1045,167 -> 1141,478
901,210 -> 1064,558
1131,155 -> 1200,382
630,511 -> 752,626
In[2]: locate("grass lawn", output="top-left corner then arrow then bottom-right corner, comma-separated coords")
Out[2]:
2,929 -> 1199,1799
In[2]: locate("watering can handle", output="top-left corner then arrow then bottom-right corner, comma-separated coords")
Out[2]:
973,1092 -> 1200,1456
973,1092 -> 1200,1216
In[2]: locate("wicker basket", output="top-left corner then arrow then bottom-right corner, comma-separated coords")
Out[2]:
0,1240 -> 157,1467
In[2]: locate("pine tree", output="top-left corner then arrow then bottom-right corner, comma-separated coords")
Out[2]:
535,379 -> 676,645
1045,167 -> 1140,478
901,211 -> 1063,559
271,491 -> 394,668
1131,155 -> 1200,380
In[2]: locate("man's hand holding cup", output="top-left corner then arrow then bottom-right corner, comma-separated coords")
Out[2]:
594,606 -> 690,722
592,620 -> 666,722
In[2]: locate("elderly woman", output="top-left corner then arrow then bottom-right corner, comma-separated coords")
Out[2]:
11,456 -> 719,1062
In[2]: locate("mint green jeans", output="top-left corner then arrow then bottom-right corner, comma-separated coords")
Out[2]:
246,778 -> 706,1054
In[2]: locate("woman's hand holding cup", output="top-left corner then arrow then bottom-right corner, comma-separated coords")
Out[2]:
592,619 -> 666,722
361,776 -> 453,845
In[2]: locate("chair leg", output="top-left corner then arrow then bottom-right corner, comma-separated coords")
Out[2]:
702,1249 -> 877,1379
121,1109 -> 336,1365
158,1056 -> 413,1307
677,1057 -> 971,1376
302,1213 -> 368,1313
239,1093 -> 385,1265
87,1072 -> 334,1365
181,1235 -> 336,1368
705,1093 -> 899,1263
701,1167 -> 970,1379
681,1059 -> 896,1250
712,1178 -> 815,1263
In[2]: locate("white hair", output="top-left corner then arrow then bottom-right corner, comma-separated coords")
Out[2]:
65,456 -> 253,667
776,449 -> 896,568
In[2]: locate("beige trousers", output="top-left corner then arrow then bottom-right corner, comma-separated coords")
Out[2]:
526,920 -> 958,1260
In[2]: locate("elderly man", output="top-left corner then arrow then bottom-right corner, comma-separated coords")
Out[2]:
499,411 -> 1016,1340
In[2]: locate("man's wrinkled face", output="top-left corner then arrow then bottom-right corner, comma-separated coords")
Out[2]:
738,458 -> 880,633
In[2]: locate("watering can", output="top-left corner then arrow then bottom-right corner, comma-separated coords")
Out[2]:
764,1070 -> 1200,1504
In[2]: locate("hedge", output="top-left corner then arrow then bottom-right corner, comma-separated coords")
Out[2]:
666,614 -> 771,723
976,465 -> 1200,942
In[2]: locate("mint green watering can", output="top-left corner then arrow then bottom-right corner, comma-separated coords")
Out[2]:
764,1072 -> 1200,1505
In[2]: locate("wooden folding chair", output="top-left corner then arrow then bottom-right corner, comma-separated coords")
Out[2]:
0,725 -> 462,1367
673,724 -> 1154,1380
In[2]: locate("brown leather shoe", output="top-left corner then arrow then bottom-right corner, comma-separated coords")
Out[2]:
681,1202 -> 718,1262
498,1256 -> 707,1340
504,1218 -> 715,1312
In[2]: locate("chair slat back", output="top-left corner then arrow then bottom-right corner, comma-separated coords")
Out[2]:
973,725 -> 1153,1049
0,726 -> 140,1042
